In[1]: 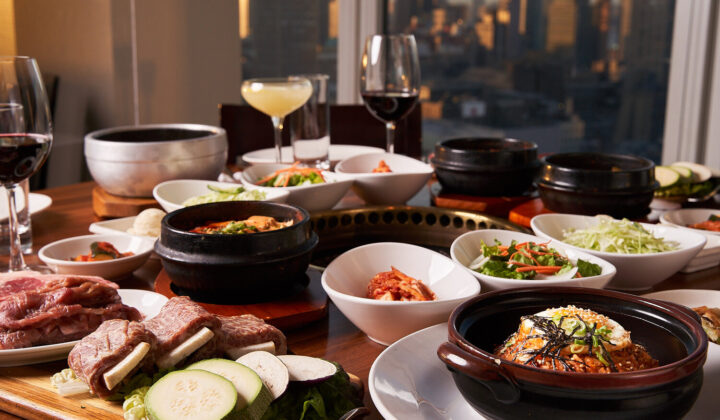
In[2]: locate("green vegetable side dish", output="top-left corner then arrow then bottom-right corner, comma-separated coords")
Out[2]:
258,171 -> 325,188
182,185 -> 267,207
468,239 -> 602,280
562,215 -> 679,254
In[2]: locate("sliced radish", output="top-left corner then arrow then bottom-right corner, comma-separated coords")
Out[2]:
236,351 -> 289,400
468,255 -> 489,270
277,355 -> 337,383
535,266 -> 578,280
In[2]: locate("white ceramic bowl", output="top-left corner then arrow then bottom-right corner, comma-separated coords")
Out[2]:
450,229 -> 616,292
152,179 -> 289,213
84,124 -> 228,197
660,208 -> 720,236
236,164 -> 353,212
530,213 -> 707,291
321,242 -> 480,345
39,234 -> 155,279
334,152 -> 433,204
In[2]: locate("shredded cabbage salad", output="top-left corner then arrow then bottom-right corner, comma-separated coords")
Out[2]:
562,215 -> 678,254
182,185 -> 266,206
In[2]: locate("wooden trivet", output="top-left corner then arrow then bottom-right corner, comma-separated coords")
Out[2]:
508,198 -> 553,228
430,182 -> 536,218
154,269 -> 328,330
92,186 -> 161,218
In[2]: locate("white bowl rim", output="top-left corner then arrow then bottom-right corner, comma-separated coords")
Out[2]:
321,242 -> 481,306
38,234 -> 154,267
152,179 -> 289,207
335,153 -> 434,176
450,229 -> 617,284
659,208 -> 720,234
530,213 -> 707,259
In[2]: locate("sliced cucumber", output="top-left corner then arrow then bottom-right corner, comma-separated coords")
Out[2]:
669,165 -> 692,183
236,351 -> 289,400
145,370 -> 237,420
655,166 -> 680,188
672,161 -> 712,183
187,358 -> 272,420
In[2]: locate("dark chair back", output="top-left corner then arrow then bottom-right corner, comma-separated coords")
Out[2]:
219,104 -> 422,165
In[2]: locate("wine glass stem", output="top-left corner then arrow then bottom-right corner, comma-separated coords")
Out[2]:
385,122 -> 396,154
271,116 -> 285,163
5,185 -> 27,271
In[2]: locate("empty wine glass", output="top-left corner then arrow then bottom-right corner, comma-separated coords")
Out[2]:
360,35 -> 420,154
241,77 -> 313,163
0,56 -> 53,272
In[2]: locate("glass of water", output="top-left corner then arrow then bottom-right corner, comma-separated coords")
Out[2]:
289,74 -> 330,170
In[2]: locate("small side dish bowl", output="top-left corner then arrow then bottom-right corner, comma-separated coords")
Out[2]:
334,152 -> 433,204
237,164 -> 353,212
450,229 -> 615,291
437,287 -> 708,420
38,234 -> 155,278
660,208 -> 720,236
154,201 -> 317,300
431,137 -> 539,196
321,242 -> 481,345
531,213 -> 707,290
537,152 -> 657,218
152,179 -> 289,213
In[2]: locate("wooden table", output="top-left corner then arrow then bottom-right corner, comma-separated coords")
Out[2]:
1,181 -> 719,419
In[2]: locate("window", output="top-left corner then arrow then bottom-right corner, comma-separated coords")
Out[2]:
385,0 -> 676,161
240,0 -> 339,102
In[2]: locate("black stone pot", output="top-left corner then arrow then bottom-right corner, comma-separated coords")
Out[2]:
537,152 -> 658,218
437,287 -> 707,420
431,138 -> 540,196
155,201 -> 318,301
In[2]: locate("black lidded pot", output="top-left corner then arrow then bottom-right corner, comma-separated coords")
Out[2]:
431,137 -> 540,196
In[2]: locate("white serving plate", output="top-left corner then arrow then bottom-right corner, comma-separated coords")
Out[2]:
89,216 -> 150,238
0,192 -> 52,221
531,213 -> 706,291
642,289 -> 720,419
369,323 -> 486,420
240,144 -> 384,166
450,229 -> 616,292
0,289 -> 167,367
152,179 -> 289,213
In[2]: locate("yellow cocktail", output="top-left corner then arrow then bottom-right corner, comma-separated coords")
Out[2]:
241,77 -> 313,163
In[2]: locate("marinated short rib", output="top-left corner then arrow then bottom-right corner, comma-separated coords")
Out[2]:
0,271 -> 118,297
0,272 -> 141,349
0,302 -> 142,349
0,280 -> 122,330
217,314 -> 287,358
143,297 -> 221,368
69,319 -> 156,398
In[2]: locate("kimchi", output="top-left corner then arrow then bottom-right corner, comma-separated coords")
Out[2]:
367,267 -> 437,301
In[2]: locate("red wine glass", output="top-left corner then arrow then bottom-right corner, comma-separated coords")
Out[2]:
360,34 -> 420,154
0,57 -> 53,272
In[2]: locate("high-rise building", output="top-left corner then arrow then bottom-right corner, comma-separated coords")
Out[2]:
545,0 -> 577,53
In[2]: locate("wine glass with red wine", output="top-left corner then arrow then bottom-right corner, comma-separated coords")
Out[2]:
0,57 -> 53,272
360,34 -> 420,154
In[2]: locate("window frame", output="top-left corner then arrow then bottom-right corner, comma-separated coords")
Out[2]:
338,1 -> 720,164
